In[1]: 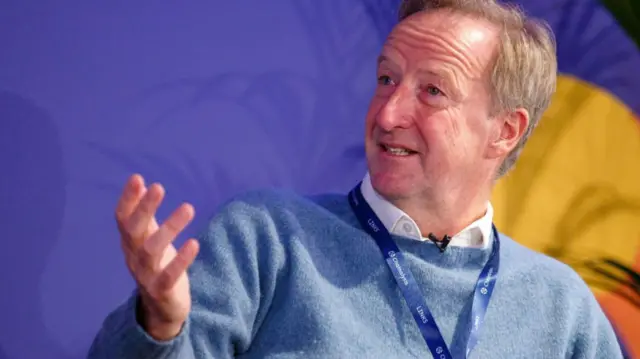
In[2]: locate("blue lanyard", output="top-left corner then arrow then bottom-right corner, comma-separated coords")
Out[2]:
348,183 -> 500,359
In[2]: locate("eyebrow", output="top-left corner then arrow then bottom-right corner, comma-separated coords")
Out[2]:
418,68 -> 454,85
378,55 -> 453,83
377,55 -> 398,69
377,54 -> 465,99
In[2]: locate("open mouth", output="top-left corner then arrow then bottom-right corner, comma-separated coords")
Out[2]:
380,144 -> 418,156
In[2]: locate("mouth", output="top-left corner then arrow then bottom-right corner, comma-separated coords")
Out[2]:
379,144 -> 418,157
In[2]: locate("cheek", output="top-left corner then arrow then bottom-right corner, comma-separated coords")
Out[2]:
415,112 -> 453,147
415,111 -> 479,166
465,114 -> 494,148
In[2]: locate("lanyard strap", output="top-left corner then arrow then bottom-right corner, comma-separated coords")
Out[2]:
348,183 -> 500,359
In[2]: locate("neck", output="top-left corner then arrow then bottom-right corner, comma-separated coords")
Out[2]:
391,184 -> 491,240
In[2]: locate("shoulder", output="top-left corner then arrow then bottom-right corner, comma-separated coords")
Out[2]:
194,190 -> 330,268
195,189 -> 357,266
496,233 -> 607,332
497,232 -> 593,299
497,232 -> 622,357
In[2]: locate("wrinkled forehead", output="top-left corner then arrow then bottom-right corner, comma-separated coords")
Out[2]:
383,9 -> 500,71
392,8 -> 499,39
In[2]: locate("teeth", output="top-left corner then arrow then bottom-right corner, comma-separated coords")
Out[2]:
384,146 -> 412,156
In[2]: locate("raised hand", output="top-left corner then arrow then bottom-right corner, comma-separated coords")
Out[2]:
115,174 -> 200,341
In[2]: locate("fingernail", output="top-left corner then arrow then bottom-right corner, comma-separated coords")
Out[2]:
182,203 -> 194,217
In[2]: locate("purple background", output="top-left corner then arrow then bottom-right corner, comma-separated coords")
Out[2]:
1,1 -> 638,358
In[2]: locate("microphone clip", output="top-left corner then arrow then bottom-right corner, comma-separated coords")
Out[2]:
427,233 -> 451,253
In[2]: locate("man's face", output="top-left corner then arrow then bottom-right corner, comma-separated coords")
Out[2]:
365,10 -> 503,202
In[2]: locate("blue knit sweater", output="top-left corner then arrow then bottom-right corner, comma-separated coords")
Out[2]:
88,190 -> 623,358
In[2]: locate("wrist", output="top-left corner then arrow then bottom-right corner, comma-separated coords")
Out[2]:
144,320 -> 184,342
135,296 -> 184,341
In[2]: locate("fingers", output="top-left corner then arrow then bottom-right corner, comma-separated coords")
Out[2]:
126,183 -> 165,240
115,174 -> 200,295
115,174 -> 145,223
141,203 -> 195,269
156,239 -> 200,291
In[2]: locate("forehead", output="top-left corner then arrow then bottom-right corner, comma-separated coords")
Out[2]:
381,10 -> 499,79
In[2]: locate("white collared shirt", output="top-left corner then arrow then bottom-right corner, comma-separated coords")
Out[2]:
360,173 -> 494,249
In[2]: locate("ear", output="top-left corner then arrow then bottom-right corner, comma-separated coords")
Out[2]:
486,108 -> 530,159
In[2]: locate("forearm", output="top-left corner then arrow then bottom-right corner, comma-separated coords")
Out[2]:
88,193 -> 281,359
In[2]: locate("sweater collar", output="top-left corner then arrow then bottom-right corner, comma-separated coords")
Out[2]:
360,173 -> 493,249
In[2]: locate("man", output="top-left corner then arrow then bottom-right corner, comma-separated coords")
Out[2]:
88,0 -> 624,358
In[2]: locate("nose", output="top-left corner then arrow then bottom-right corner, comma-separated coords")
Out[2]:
376,85 -> 415,131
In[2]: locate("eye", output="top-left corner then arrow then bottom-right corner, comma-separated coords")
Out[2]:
377,75 -> 395,86
425,85 -> 443,96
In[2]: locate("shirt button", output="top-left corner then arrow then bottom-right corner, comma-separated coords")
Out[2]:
403,223 -> 412,233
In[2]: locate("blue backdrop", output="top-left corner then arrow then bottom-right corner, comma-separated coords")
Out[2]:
1,1 -> 639,358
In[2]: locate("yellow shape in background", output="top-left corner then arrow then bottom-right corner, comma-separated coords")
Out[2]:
492,74 -> 640,355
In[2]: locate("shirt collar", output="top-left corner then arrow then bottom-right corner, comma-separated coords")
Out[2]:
360,173 -> 493,248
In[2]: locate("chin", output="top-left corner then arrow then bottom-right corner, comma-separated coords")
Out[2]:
369,169 -> 417,201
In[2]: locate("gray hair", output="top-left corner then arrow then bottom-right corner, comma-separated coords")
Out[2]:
399,0 -> 558,177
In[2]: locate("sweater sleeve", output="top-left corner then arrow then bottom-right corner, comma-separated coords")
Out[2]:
569,281 -> 624,359
87,193 -> 285,359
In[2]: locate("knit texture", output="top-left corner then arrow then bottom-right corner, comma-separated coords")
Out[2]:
88,189 -> 623,359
